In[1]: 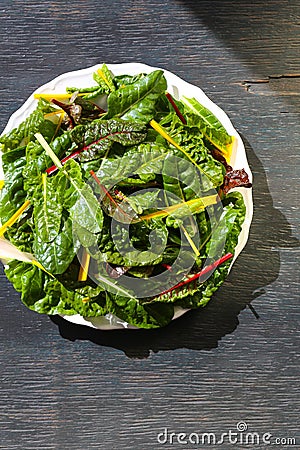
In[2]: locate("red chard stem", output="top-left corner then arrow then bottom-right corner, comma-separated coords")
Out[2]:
159,252 -> 233,297
166,92 -> 187,124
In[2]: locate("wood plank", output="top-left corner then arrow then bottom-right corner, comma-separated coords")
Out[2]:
0,1 -> 299,449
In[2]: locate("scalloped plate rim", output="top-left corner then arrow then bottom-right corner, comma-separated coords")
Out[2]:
0,62 -> 253,331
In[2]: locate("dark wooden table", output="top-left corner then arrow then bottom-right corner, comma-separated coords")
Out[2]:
0,1 -> 299,448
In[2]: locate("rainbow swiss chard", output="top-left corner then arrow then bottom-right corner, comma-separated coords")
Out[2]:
0,64 -> 251,329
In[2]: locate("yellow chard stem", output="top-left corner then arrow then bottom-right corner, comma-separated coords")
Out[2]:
96,65 -> 115,91
41,173 -> 50,237
51,111 -> 65,141
78,250 -> 91,282
180,224 -> 200,257
138,194 -> 218,221
225,135 -> 236,162
0,237 -> 54,278
34,93 -> 86,100
149,119 -> 215,184
44,109 -> 65,118
150,119 -> 187,153
97,68 -> 111,87
35,132 -> 91,281
0,200 -> 31,237
0,175 -> 54,278
31,260 -> 55,278
0,180 -> 4,190
35,133 -> 63,169
42,173 -> 47,200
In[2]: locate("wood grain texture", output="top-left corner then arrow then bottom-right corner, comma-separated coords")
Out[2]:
0,1 -> 299,449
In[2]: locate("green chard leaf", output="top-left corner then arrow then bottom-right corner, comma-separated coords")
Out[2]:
33,174 -> 62,243
23,131 -> 73,197
126,189 -> 162,215
5,261 -> 44,303
4,261 -> 104,317
71,118 -> 147,162
33,216 -> 78,275
61,159 -> 103,234
106,292 -> 174,329
0,99 -> 56,152
96,143 -> 166,187
0,154 -> 27,223
106,70 -> 167,123
44,159 -> 104,247
93,63 -> 116,93
112,219 -> 168,266
181,96 -> 233,155
32,278 -> 78,315
6,218 -> 34,254
66,85 -> 104,100
69,183 -> 103,235
175,191 -> 246,309
113,73 -> 145,88
158,112 -> 225,190
34,280 -> 108,317
0,64 -> 250,330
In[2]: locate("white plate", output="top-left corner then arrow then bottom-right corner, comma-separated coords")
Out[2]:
0,63 -> 253,330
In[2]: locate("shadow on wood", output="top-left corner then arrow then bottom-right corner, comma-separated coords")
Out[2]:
178,0 -> 300,109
